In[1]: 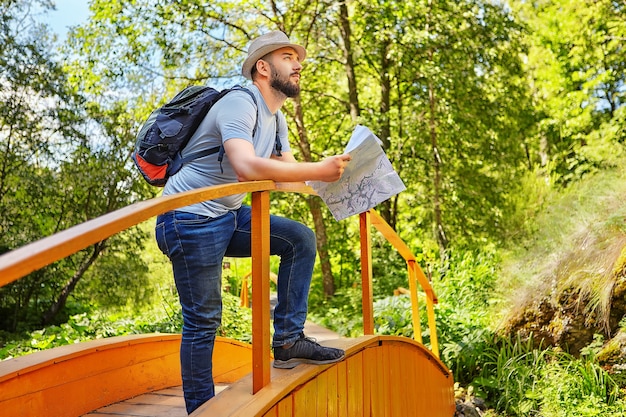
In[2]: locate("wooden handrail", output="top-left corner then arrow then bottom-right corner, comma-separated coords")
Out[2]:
0,181 -> 277,287
364,209 -> 440,357
0,180 -> 441,391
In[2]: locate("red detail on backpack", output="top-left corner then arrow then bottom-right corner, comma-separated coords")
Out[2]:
135,154 -> 167,181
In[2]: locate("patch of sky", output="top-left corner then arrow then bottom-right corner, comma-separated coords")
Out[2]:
38,0 -> 91,41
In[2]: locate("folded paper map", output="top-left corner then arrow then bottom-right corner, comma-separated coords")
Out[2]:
308,125 -> 406,221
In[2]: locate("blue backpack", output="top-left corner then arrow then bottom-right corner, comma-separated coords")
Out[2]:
132,85 -> 281,186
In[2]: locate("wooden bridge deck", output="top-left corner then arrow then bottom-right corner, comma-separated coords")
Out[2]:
0,182 -> 454,416
76,335 -> 453,417
82,321 -> 340,417
83,385 -> 189,417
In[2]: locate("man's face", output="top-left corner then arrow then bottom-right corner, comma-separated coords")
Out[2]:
266,47 -> 302,98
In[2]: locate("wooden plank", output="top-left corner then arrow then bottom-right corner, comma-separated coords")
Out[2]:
369,209 -> 438,304
124,392 -> 184,406
403,344 -> 415,416
346,352 -> 364,417
275,395 -> 293,417
326,364 -> 339,417
388,344 -> 404,416
359,211 -> 374,335
213,338 -> 253,383
294,378 -> 317,417
86,400 -> 188,417
369,209 -> 415,262
381,343 -> 392,417
362,347 -> 376,417
407,260 -> 423,344
0,181 -> 278,287
0,335 -> 252,417
426,293 -> 440,358
263,405 -> 278,417
336,359 -> 348,417
0,334 -> 180,384
251,190 -> 272,393
315,368 -> 328,416
84,385 -> 230,417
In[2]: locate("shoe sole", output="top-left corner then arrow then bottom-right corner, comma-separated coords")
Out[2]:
272,354 -> 346,369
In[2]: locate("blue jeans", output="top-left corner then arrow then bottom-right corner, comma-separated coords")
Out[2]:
155,206 -> 316,414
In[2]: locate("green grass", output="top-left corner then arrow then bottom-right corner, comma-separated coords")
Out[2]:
498,164 -> 626,335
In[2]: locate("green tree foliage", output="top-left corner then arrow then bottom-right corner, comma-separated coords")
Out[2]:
65,0 -> 535,262
2,1 -> 626,415
512,0 -> 626,185
0,1 -> 155,332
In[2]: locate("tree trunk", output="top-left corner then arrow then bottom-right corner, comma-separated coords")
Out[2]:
307,195 -> 335,296
426,0 -> 448,253
338,0 -> 360,122
42,241 -> 106,325
378,38 -> 394,228
292,98 -> 336,297
428,80 -> 448,253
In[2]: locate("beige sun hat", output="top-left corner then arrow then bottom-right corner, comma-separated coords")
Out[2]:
242,31 -> 307,80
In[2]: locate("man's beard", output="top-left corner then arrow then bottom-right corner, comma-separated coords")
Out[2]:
269,63 -> 300,98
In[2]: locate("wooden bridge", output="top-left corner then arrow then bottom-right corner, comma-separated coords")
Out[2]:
0,181 -> 455,416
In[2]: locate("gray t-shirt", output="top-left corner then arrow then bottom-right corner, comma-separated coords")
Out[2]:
162,84 -> 290,217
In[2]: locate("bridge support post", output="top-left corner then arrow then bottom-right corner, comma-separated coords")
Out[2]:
251,190 -> 271,393
359,211 -> 374,335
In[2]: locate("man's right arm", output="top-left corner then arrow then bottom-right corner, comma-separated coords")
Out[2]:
224,138 -> 351,183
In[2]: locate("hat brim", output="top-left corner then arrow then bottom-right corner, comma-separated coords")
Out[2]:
242,43 -> 307,80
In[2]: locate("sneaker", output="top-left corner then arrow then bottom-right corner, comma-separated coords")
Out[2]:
273,334 -> 345,369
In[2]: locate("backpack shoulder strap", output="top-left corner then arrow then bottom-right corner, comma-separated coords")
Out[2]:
216,86 -> 260,172
180,86 -> 282,173
274,113 -> 282,157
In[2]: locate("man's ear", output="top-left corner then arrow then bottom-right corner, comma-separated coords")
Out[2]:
255,59 -> 270,77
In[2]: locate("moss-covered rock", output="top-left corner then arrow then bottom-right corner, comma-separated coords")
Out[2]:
502,242 -> 626,356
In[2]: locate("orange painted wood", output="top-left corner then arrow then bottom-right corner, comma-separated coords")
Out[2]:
425,285 -> 441,358
276,397 -> 292,417
263,404 -> 278,417
0,335 -> 253,417
367,209 -> 442,356
362,346 -> 376,417
294,377 -> 317,417
369,209 -> 437,303
0,181 -> 277,287
240,276 -> 249,307
336,360 -> 348,417
381,344 -> 392,417
407,260 -> 424,344
195,336 -> 454,417
388,344 -> 404,415
368,209 -> 415,263
346,352 -> 364,416
212,338 -> 254,383
359,211 -> 374,335
251,190 -> 272,393
0,334 -> 180,417
326,364 -> 339,417
0,177 -> 452,415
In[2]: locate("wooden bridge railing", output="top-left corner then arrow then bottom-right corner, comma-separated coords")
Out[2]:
0,181 -> 439,394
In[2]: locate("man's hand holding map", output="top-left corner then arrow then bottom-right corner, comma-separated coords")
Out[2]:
308,125 -> 406,221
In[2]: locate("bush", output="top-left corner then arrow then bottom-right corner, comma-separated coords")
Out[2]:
469,334 -> 626,417
0,290 -> 252,360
